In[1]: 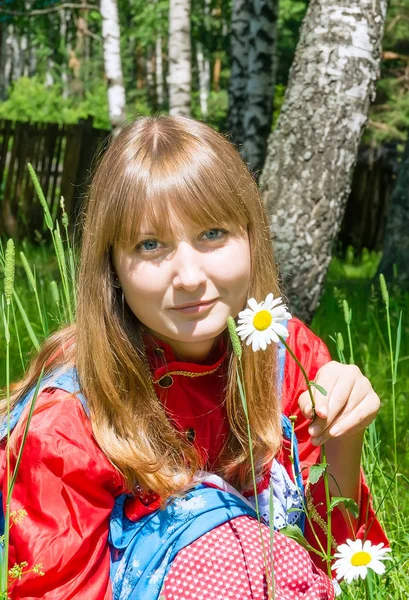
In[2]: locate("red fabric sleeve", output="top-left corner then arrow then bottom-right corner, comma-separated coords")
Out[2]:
0,389 -> 125,599
281,318 -> 388,565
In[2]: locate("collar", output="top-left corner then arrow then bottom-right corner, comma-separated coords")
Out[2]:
143,331 -> 228,386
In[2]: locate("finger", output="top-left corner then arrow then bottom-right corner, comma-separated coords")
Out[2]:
309,362 -> 344,419
298,369 -> 337,421
298,389 -> 316,421
309,373 -> 357,437
328,390 -> 380,438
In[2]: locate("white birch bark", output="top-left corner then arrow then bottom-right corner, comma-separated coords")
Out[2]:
242,0 -> 278,175
100,0 -> 127,127
45,57 -> 54,87
0,23 -> 8,99
260,0 -> 388,322
168,0 -> 191,116
9,25 -> 22,81
4,25 -> 13,89
196,41 -> 210,116
155,35 -> 164,106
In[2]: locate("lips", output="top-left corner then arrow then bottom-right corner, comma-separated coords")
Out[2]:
172,299 -> 217,310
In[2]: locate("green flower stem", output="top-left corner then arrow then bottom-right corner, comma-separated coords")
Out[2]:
320,443 -> 332,577
236,360 -> 274,600
289,418 -> 327,560
278,336 -> 333,579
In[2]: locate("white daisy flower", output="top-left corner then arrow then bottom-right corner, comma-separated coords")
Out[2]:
332,539 -> 391,584
236,293 -> 292,352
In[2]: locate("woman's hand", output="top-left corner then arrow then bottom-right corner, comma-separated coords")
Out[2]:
298,361 -> 380,447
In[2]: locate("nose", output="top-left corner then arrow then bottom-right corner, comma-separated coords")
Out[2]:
172,242 -> 207,291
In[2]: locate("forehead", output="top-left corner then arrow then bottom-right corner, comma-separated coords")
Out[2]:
115,188 -> 248,248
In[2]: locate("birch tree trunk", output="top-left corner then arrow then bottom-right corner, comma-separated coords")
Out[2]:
155,35 -> 164,106
168,0 -> 192,116
228,0 -> 250,146
260,0 -> 388,322
100,0 -> 127,127
0,23 -> 8,99
242,0 -> 278,175
196,41 -> 210,116
377,136 -> 409,287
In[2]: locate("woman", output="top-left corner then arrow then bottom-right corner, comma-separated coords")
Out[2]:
0,116 -> 387,599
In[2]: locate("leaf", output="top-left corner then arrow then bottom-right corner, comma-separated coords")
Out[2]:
393,312 -> 402,385
309,462 -> 327,485
308,381 -> 328,396
329,496 -> 359,518
279,524 -> 316,554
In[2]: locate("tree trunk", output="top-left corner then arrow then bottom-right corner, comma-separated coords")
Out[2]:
0,22 -> 8,99
242,0 -> 278,176
155,35 -> 164,106
196,41 -> 210,117
260,0 -> 388,323
168,0 -> 192,116
227,0 -> 250,146
4,25 -> 13,90
100,0 -> 127,127
45,57 -> 54,87
377,136 -> 409,286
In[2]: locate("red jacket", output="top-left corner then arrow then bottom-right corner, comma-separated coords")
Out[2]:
1,318 -> 387,598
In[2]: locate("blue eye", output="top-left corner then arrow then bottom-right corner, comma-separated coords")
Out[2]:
203,228 -> 226,240
137,239 -> 159,252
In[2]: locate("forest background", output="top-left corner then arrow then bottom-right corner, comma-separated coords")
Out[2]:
0,0 -> 408,596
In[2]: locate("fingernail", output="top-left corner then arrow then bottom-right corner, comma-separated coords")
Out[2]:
330,426 -> 341,437
312,436 -> 323,446
309,425 -> 321,437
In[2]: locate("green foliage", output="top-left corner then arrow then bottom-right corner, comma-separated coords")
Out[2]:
367,0 -> 409,143
0,77 -> 110,129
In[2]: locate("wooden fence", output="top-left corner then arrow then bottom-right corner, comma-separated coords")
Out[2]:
0,117 -> 397,252
0,117 -> 111,239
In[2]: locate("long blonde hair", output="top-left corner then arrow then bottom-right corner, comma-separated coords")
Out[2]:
2,116 -> 283,497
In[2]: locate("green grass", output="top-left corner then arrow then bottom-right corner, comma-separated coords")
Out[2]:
312,253 -> 409,598
1,242 -> 409,596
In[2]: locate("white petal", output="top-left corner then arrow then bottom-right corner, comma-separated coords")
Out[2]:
252,336 -> 261,352
369,560 -> 386,576
259,336 -> 267,351
236,324 -> 253,337
272,322 -> 289,339
270,296 -> 284,309
238,308 -> 255,320
247,298 -> 259,311
245,332 -> 256,346
334,544 -> 351,557
263,293 -> 274,309
348,539 -> 363,553
343,570 -> 355,584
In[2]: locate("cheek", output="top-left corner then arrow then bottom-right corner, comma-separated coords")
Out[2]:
214,240 -> 251,294
121,267 -> 168,317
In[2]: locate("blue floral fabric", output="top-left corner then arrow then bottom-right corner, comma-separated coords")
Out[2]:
109,486 -> 258,599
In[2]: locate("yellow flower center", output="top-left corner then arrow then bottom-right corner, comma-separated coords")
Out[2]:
253,310 -> 273,331
350,551 -> 372,567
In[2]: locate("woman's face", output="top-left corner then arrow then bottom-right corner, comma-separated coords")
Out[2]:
113,216 -> 251,362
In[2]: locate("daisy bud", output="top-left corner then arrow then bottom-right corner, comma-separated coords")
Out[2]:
227,317 -> 242,359
4,239 -> 15,305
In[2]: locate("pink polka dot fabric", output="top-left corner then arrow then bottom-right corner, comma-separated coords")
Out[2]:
163,516 -> 334,599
